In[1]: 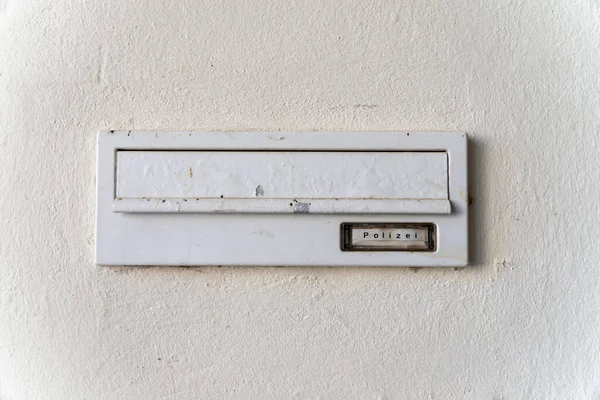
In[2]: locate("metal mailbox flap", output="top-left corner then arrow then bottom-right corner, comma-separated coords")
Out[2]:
113,150 -> 450,214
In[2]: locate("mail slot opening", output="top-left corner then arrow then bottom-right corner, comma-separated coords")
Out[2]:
113,150 -> 450,214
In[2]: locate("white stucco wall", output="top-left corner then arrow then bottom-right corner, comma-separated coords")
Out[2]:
1,0 -> 599,398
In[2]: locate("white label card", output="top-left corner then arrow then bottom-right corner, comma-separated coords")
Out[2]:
341,223 -> 435,251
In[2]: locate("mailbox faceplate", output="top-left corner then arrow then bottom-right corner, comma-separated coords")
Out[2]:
96,131 -> 468,267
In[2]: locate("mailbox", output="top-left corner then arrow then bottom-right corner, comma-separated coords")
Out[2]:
96,131 -> 468,267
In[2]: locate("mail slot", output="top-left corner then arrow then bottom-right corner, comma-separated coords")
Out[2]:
114,150 -> 449,214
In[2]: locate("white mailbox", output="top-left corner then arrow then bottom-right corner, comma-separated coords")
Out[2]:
96,131 -> 468,267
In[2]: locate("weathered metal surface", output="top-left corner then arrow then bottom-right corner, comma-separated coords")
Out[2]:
114,150 -> 448,214
96,131 -> 468,267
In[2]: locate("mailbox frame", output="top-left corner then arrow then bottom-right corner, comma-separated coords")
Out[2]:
96,131 -> 468,267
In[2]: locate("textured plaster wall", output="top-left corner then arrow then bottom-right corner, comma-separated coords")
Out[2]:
1,0 -> 600,398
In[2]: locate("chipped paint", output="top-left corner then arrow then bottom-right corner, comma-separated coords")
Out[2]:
253,229 -> 275,238
459,189 -> 469,203
294,202 -> 310,213
255,185 -> 264,197
267,134 -> 286,140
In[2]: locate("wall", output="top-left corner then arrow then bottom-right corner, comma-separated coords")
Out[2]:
1,0 -> 599,398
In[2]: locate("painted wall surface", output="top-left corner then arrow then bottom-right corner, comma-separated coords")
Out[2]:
1,0 -> 599,398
